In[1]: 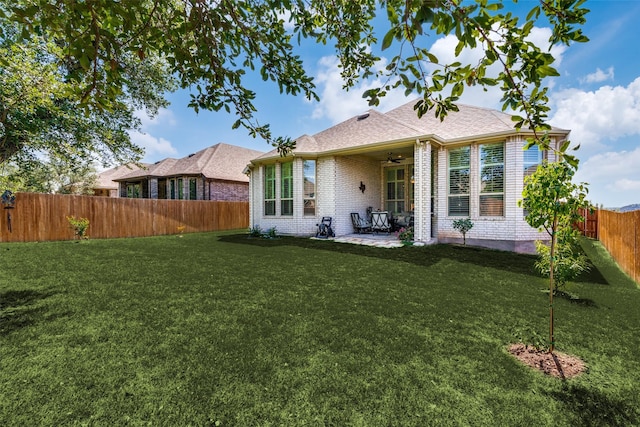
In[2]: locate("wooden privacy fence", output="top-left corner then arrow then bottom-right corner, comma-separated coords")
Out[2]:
0,193 -> 248,243
575,207 -> 598,239
598,209 -> 640,284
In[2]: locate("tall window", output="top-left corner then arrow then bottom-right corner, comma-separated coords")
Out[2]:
189,179 -> 197,200
448,146 -> 470,216
303,160 -> 316,216
170,179 -> 176,199
158,180 -> 167,199
280,162 -> 293,215
126,183 -> 141,198
264,164 -> 276,215
524,144 -> 544,180
523,144 -> 544,216
385,166 -> 406,213
178,178 -> 184,199
479,143 -> 504,216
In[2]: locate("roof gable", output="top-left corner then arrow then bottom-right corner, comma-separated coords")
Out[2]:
112,143 -> 265,183
251,99 -> 570,163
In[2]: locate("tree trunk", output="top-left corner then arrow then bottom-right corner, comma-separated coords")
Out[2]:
549,213 -> 559,353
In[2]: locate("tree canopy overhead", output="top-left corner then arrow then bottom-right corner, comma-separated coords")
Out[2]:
1,0 -> 589,160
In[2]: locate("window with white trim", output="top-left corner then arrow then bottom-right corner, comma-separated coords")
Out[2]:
280,161 -> 293,216
448,146 -> 470,216
303,160 -> 316,216
523,144 -> 544,216
264,164 -> 276,216
479,143 -> 504,216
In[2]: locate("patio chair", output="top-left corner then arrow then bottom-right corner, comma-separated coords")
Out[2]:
350,212 -> 372,234
315,216 -> 335,238
371,211 -> 392,234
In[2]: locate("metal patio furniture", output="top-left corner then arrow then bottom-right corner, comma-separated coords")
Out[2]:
350,212 -> 372,234
371,211 -> 392,234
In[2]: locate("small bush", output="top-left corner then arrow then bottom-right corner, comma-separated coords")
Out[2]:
248,225 -> 277,239
452,218 -> 473,245
248,225 -> 263,237
67,216 -> 90,240
396,226 -> 414,245
535,239 -> 590,293
264,227 -> 278,239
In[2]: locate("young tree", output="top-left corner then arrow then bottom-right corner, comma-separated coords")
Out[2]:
520,160 -> 590,353
2,0 -> 589,158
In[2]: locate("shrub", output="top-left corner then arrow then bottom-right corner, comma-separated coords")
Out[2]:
264,227 -> 278,239
534,238 -> 590,293
452,218 -> 473,245
396,226 -> 414,245
248,225 -> 263,237
67,216 -> 90,240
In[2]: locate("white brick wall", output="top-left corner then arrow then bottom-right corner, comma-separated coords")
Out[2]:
249,138 -> 554,251
435,137 -> 549,251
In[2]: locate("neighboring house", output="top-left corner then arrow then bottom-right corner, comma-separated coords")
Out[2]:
246,101 -> 566,253
93,163 -> 150,197
111,143 -> 264,201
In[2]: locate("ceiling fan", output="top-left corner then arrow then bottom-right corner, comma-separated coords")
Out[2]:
387,152 -> 402,163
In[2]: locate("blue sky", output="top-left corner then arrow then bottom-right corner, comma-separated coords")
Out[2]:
131,0 -> 640,208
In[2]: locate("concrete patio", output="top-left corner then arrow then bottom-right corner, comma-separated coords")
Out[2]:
313,233 -> 404,248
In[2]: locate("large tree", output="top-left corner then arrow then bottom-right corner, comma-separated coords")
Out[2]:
0,24 -> 176,168
0,156 -> 98,194
1,0 -> 589,159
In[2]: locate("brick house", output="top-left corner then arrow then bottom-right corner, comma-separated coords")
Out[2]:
245,101 -> 565,252
110,143 -> 264,201
93,163 -> 150,197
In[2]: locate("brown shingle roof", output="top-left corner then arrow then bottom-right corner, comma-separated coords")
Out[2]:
113,143 -> 265,183
95,163 -> 151,189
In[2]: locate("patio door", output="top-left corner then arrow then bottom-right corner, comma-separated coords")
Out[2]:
384,165 -> 414,214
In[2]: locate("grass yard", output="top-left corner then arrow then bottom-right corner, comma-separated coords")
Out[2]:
1,231 -> 639,426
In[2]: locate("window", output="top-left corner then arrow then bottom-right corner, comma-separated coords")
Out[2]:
448,146 -> 470,216
170,179 -> 176,199
264,164 -> 276,216
523,144 -> 544,216
303,160 -> 316,216
524,144 -> 544,180
479,143 -> 504,216
189,179 -> 197,200
158,180 -> 167,199
178,178 -> 184,200
280,162 -> 293,215
385,166 -> 406,214
126,183 -> 141,198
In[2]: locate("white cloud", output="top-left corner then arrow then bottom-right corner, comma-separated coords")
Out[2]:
550,77 -> 640,153
424,27 -> 567,110
613,178 -> 640,192
310,25 -> 570,123
580,67 -> 615,84
311,55 -> 409,124
136,108 -> 177,129
129,131 -> 178,162
574,147 -> 640,206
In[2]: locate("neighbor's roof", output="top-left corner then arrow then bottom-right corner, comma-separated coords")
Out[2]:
95,163 -> 151,189
113,143 -> 265,183
252,100 -> 570,162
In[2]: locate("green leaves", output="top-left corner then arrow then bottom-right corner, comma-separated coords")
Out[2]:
1,0 -> 591,158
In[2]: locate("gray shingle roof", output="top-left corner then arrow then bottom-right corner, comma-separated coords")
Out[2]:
251,99 -> 570,162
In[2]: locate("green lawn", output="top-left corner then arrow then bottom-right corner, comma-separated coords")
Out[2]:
1,232 -> 639,426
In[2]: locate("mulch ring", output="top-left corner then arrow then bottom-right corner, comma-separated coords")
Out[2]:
508,343 -> 586,379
